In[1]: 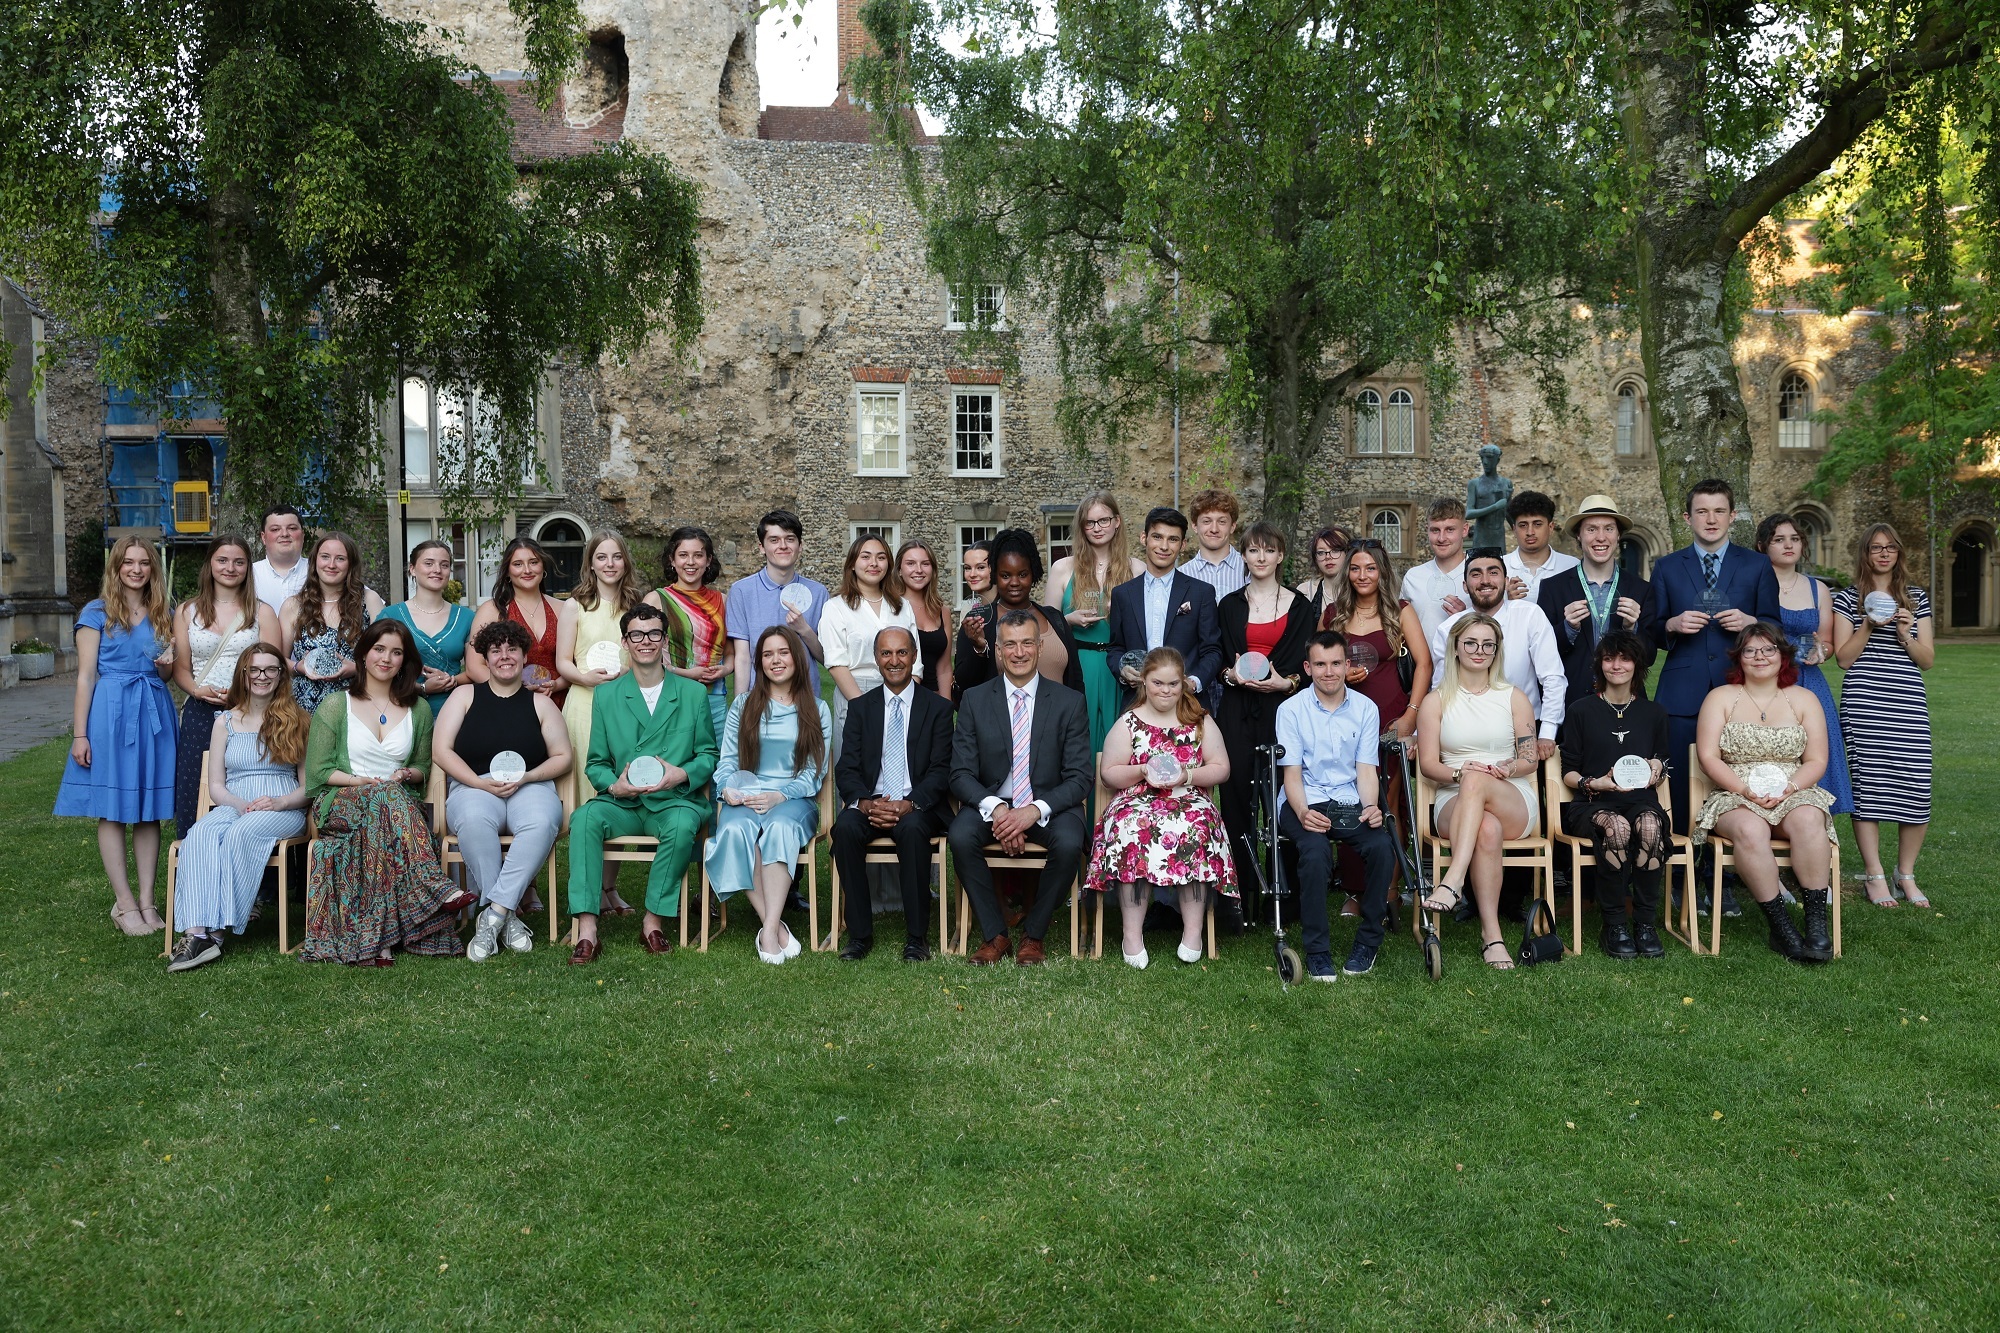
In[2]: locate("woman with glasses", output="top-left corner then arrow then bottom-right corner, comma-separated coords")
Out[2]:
1046,491 -> 1145,752
166,645 -> 311,971
1295,526 -> 1353,620
1694,622 -> 1836,961
1832,522 -> 1936,907
1415,613 -> 1539,970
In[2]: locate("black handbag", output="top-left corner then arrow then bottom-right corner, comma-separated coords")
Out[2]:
1395,637 -> 1415,694
1517,897 -> 1566,966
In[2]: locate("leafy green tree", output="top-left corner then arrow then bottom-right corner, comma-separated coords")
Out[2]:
0,0 -> 702,524
853,0 -> 1616,539
1608,0 -> 1990,539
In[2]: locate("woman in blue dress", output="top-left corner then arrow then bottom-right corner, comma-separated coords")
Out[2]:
55,536 -> 179,935
378,539 -> 473,715
1756,515 -> 1853,815
703,626 -> 830,965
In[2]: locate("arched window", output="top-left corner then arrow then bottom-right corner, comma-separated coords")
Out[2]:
1792,509 -> 1829,568
1384,388 -> 1416,456
1778,371 -> 1815,449
1615,383 -> 1640,456
1370,508 -> 1404,554
1354,387 -> 1383,455
534,516 -> 587,592
1619,532 -> 1650,581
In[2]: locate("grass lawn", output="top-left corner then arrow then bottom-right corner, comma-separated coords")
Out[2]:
3,647 -> 1997,1329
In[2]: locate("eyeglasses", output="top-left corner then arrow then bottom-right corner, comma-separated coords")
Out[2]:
246,666 -> 283,678
1460,640 -> 1497,654
1082,516 -> 1117,530
1740,646 -> 1782,659
1867,544 -> 1900,555
624,629 -> 666,644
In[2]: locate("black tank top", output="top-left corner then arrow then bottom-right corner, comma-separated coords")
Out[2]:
456,682 -> 549,777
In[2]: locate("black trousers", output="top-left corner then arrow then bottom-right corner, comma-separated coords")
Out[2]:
947,805 -> 1087,943
832,805 -> 943,944
1280,802 -> 1398,961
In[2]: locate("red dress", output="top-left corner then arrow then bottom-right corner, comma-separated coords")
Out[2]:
505,596 -> 568,709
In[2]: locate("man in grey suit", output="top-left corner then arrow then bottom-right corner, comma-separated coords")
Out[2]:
948,609 -> 1094,966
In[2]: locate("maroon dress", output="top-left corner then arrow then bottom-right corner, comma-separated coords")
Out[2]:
505,596 -> 568,709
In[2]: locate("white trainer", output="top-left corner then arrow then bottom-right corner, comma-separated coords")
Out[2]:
501,912 -> 534,953
467,906 -> 506,962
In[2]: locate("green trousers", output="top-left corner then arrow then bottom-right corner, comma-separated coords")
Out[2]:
567,798 -> 703,917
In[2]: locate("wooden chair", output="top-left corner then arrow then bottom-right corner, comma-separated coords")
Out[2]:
427,766 -> 564,944
1685,744 -> 1842,957
690,777 -> 833,953
161,751 -> 310,957
558,769 -> 717,950
1545,754 -> 1697,952
1412,756 -> 1555,949
822,794 -> 951,956
1078,768 -> 1219,962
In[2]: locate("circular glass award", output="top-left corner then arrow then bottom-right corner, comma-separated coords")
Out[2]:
627,755 -> 666,789
1119,649 -> 1148,679
520,664 -> 552,691
1744,763 -> 1789,799
488,750 -> 527,784
779,582 -> 815,615
584,639 -> 624,674
1346,640 -> 1380,676
1235,651 -> 1271,682
310,646 -> 343,678
1788,632 -> 1818,665
1145,753 -> 1184,787
1611,755 -> 1653,791
1863,591 -> 1898,624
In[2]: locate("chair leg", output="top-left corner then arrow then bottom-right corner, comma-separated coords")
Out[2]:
807,856 -> 821,953
1069,886 -> 1080,957
1830,842 -> 1842,958
699,866 -> 712,953
1570,844 -> 1584,948
957,889 -> 971,955
547,854 -> 559,945
828,870 -> 841,955
937,851 -> 951,955
1709,849 -> 1725,957
1205,892 -> 1217,961
162,846 -> 178,958
282,854 -> 297,955
1094,891 -> 1104,960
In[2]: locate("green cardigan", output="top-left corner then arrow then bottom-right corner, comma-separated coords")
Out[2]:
305,694 -> 434,813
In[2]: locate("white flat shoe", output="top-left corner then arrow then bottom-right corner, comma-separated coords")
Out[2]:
757,938 -> 787,964
1176,942 -> 1202,964
1123,948 -> 1149,970
781,924 -> 802,959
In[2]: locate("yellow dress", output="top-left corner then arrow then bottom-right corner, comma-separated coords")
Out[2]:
561,598 -> 631,803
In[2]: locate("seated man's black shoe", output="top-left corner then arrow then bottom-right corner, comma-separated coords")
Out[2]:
1599,923 -> 1638,960
839,938 -> 873,962
902,942 -> 931,962
1632,922 -> 1666,958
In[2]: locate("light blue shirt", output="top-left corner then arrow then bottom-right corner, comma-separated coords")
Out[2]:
713,696 -> 833,801
1179,549 -> 1247,601
1143,571 -> 1174,649
1274,686 -> 1381,806
724,568 -> 831,692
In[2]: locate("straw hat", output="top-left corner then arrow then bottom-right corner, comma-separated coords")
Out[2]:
1565,495 -> 1632,537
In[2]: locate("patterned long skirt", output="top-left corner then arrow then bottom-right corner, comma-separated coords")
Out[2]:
300,784 -> 463,963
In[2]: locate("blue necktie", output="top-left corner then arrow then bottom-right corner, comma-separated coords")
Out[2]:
1702,551 -> 1719,590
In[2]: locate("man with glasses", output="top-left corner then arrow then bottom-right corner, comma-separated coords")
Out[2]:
252,505 -> 309,617
565,603 -> 719,964
726,509 -> 829,693
1427,549 -> 1568,754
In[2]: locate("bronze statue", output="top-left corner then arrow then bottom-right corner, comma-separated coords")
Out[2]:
1464,444 -> 1513,551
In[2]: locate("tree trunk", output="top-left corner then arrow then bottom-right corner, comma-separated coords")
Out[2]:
1259,323 -> 1308,544
1618,0 -> 1756,546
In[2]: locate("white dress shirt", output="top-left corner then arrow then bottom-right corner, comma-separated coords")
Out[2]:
1400,556 -> 1468,645
253,556 -> 308,618
1503,548 -> 1580,605
816,594 -> 922,694
1428,599 -> 1569,739
977,673 -> 1052,826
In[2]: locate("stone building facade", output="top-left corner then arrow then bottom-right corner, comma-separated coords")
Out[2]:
0,280 -> 74,684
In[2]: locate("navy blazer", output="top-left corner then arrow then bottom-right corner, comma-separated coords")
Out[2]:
1537,567 -> 1656,704
1647,543 -> 1781,716
1106,571 -> 1222,695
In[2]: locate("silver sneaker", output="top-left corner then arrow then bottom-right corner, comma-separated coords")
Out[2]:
467,906 -> 507,962
501,912 -> 534,953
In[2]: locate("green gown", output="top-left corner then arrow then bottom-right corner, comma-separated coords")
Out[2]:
1062,579 -> 1121,756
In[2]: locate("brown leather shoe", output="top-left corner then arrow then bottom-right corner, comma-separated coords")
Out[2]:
970,934 -> 1012,966
643,928 -> 673,956
568,937 -> 601,965
1016,937 -> 1046,966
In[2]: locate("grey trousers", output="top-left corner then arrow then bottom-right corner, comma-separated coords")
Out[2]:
444,779 -> 563,911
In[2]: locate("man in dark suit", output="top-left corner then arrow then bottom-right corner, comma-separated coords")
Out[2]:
834,628 -> 953,962
1107,506 -> 1222,707
948,609 -> 1094,966
1537,494 -> 1657,704
1649,479 -> 1781,847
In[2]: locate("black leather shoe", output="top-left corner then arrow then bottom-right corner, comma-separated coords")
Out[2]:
902,942 -> 931,962
838,938 -> 873,962
1599,923 -> 1638,960
1215,894 -> 1246,937
1633,922 -> 1665,958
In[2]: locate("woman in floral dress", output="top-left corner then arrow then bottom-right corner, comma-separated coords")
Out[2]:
1087,647 -> 1235,968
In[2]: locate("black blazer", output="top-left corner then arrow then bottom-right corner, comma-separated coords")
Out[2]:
1536,567 -> 1657,704
949,675 -> 1093,818
1106,572 -> 1222,691
836,683 -> 954,814
951,601 -> 1085,705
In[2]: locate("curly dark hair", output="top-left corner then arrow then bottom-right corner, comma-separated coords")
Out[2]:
472,618 -> 534,657
988,528 -> 1044,584
1591,629 -> 1649,693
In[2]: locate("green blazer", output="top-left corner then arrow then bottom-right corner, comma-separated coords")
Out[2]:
304,694 -> 434,814
585,671 -> 719,814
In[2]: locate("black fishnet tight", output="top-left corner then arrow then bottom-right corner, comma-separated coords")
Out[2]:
1589,808 -> 1668,919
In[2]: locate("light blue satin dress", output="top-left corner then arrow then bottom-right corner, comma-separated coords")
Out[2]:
702,696 -> 830,897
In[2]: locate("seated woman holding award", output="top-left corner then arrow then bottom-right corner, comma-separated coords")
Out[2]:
1693,621 -> 1837,964
1559,629 -> 1671,960
433,619 -> 574,962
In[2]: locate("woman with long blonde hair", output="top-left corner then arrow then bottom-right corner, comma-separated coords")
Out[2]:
56,536 -> 180,934
1832,521 -> 1937,906
1046,490 -> 1145,751
166,643 -> 312,971
558,528 -> 645,794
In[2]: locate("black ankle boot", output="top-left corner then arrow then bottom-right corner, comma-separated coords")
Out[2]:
1797,889 -> 1834,962
1758,895 -> 1809,962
